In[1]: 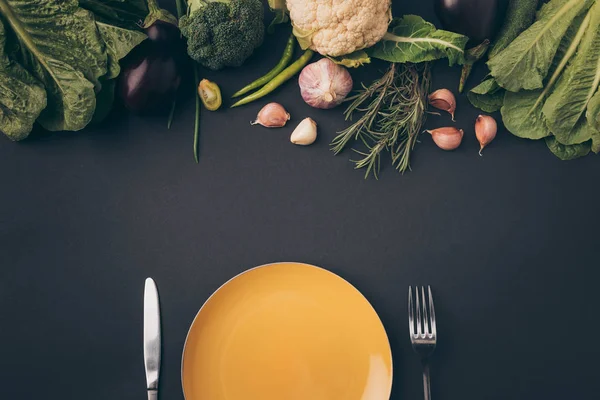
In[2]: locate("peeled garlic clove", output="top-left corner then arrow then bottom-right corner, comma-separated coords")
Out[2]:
428,89 -> 457,121
298,58 -> 353,109
426,127 -> 464,151
251,102 -> 290,128
475,115 -> 497,155
290,117 -> 317,146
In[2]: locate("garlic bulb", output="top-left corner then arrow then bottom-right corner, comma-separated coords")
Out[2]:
290,117 -> 317,145
475,115 -> 497,155
251,102 -> 290,128
426,127 -> 464,150
428,89 -> 456,121
298,58 -> 353,109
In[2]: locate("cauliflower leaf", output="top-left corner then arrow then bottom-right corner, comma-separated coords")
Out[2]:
367,15 -> 468,66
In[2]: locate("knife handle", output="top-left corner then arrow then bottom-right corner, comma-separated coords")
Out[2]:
147,389 -> 158,400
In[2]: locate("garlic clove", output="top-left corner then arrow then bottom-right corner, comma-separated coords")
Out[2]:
299,58 -> 353,109
251,102 -> 290,128
428,89 -> 457,121
475,115 -> 497,155
290,117 -> 317,146
426,127 -> 464,151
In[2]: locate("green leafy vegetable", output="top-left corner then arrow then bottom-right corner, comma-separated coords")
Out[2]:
542,0 -> 600,145
488,0 -> 593,92
467,78 -> 504,113
79,0 -> 148,29
368,15 -> 468,66
0,0 -> 109,131
545,136 -> 591,159
0,0 -> 147,140
0,19 -> 46,140
500,6 -> 589,140
488,0 -> 540,59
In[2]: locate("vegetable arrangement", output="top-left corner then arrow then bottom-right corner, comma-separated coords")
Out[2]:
469,0 -> 600,160
1,0 -> 596,175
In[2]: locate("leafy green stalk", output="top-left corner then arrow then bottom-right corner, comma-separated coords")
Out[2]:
267,0 -> 288,34
193,64 -> 201,163
459,39 -> 489,93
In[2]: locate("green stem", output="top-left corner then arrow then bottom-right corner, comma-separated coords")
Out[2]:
193,64 -> 201,163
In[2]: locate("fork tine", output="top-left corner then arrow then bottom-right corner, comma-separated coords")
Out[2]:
416,286 -> 422,335
428,286 -> 437,337
421,286 -> 429,334
408,286 -> 414,336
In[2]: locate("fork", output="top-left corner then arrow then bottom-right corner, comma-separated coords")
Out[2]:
409,286 -> 437,400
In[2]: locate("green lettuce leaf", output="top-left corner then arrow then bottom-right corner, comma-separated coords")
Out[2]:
0,19 -> 46,140
501,7 -> 589,140
368,15 -> 468,65
542,1 -> 600,145
97,21 -> 146,79
0,0 -> 110,131
589,90 -> 600,153
488,0 -> 593,92
467,78 -> 505,113
79,0 -> 148,30
545,136 -> 591,160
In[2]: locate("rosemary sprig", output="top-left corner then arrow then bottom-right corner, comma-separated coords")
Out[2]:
331,63 -> 431,178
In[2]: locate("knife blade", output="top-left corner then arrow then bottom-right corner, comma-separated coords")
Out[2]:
144,278 -> 161,400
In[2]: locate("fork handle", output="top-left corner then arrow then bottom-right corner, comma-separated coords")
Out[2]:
422,362 -> 431,400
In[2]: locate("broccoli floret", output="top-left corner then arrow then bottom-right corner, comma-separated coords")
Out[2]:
179,0 -> 265,70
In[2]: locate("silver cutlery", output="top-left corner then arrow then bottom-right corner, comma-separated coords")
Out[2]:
144,278 -> 162,400
409,286 -> 437,400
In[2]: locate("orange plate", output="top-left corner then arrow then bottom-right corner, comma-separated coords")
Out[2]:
181,262 -> 393,400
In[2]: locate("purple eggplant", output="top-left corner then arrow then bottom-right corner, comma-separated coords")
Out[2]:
118,41 -> 181,114
434,0 -> 509,42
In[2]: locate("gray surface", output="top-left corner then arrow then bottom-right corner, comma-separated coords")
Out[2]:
1,1 -> 599,399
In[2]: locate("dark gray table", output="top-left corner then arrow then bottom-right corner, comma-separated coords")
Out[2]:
1,1 -> 599,399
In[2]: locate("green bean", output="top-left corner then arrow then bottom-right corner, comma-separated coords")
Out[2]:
231,50 -> 314,108
193,64 -> 201,163
232,34 -> 296,98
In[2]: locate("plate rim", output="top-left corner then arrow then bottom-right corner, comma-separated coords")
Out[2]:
180,261 -> 394,399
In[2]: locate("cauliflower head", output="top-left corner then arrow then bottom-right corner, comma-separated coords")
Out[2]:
286,0 -> 391,57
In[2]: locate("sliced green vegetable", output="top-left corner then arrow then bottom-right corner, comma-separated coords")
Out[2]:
198,79 -> 222,111
542,1 -> 600,145
488,0 -> 540,59
488,0 -> 593,92
233,33 -> 295,98
368,15 -> 468,66
468,78 -> 505,113
328,50 -> 371,68
545,136 -> 591,160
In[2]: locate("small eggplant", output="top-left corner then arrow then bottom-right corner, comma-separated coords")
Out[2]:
117,41 -> 182,114
434,0 -> 509,42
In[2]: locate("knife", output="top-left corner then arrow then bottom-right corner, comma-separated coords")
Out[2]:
144,278 -> 161,400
